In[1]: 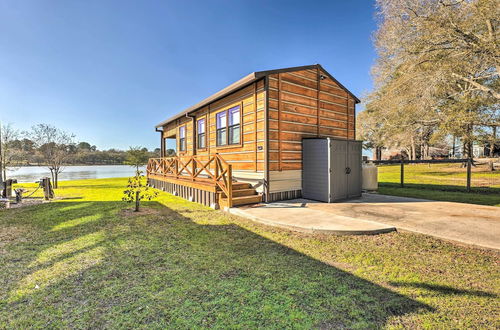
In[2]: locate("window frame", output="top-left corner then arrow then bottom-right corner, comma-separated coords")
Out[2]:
178,125 -> 187,153
227,106 -> 241,145
216,103 -> 242,148
216,111 -> 228,147
196,117 -> 207,150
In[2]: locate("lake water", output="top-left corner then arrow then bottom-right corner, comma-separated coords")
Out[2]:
6,165 -> 146,183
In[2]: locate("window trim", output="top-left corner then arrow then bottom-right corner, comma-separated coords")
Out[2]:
178,125 -> 187,153
196,117 -> 207,150
216,111 -> 228,147
215,103 -> 242,148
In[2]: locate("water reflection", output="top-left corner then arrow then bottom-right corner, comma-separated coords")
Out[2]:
6,165 -> 146,183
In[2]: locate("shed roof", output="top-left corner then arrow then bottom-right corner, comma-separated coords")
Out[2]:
155,64 -> 360,128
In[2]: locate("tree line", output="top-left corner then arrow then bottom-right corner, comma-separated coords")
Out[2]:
358,0 -> 499,160
0,123 -> 173,187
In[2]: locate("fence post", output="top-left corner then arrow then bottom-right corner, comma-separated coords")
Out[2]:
400,160 -> 404,188
41,177 -> 54,200
466,157 -> 472,192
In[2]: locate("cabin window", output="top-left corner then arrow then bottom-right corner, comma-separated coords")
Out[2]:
179,125 -> 186,152
216,111 -> 227,146
216,105 -> 240,146
228,106 -> 240,145
197,118 -> 206,149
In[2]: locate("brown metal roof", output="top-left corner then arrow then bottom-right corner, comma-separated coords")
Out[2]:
155,64 -> 360,128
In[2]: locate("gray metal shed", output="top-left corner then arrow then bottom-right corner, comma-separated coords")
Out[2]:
302,138 -> 362,202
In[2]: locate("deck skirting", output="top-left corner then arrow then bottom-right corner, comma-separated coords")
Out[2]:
148,178 -> 218,208
264,190 -> 302,203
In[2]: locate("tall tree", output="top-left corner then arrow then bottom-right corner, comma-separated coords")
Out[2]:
374,0 -> 499,100
365,0 -> 499,158
30,124 -> 75,188
77,142 -> 92,151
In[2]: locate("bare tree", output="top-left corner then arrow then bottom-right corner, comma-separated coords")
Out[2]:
374,0 -> 499,100
356,109 -> 388,160
0,122 -> 20,181
30,124 -> 75,188
363,0 -> 499,158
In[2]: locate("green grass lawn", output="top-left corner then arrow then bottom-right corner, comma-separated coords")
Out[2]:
1,178 -> 499,328
378,163 -> 500,206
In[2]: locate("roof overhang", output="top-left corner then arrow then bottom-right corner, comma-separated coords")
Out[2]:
155,72 -> 261,128
155,64 -> 360,128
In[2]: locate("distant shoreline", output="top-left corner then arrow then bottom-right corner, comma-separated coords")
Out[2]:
8,164 -> 135,168
6,164 -> 145,183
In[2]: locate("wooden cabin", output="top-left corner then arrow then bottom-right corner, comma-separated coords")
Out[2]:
147,64 -> 360,209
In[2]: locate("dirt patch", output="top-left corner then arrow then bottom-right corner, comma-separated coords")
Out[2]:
0,226 -> 28,254
119,207 -> 160,217
2,198 -> 47,209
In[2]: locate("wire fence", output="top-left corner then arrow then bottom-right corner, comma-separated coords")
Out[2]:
370,158 -> 500,194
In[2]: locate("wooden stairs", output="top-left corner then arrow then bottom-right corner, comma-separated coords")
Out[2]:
219,182 -> 261,208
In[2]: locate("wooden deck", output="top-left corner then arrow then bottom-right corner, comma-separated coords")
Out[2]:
147,154 -> 261,208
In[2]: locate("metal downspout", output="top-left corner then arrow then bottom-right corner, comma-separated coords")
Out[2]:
155,127 -> 164,157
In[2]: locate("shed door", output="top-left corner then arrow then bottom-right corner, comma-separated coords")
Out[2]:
347,141 -> 362,198
302,139 -> 329,202
330,139 -> 348,201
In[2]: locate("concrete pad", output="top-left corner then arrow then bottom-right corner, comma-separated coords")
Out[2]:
303,193 -> 500,250
233,193 -> 500,250
229,202 -> 396,235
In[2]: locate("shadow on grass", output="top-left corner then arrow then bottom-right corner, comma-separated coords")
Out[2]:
57,183 -> 127,189
415,171 -> 466,177
378,185 -> 500,206
415,170 -> 499,178
1,199 -> 434,328
389,281 -> 497,298
380,182 -> 500,195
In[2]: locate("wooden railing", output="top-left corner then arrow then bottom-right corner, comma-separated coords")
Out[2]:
147,154 -> 233,207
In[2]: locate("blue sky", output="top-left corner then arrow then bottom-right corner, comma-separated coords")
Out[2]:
0,0 -> 377,150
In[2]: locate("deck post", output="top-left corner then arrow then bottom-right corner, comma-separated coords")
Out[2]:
227,164 -> 233,208
215,153 -> 219,180
175,158 -> 179,178
192,156 -> 196,181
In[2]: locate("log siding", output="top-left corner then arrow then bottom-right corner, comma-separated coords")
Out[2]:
266,66 -> 357,194
160,80 -> 267,178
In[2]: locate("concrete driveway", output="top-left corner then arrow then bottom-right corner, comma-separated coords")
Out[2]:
230,193 -> 500,250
